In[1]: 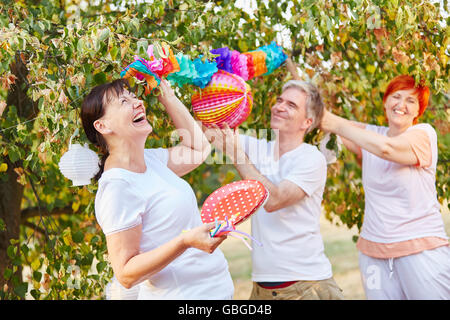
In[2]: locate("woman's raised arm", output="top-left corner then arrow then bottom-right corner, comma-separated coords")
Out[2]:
320,109 -> 419,166
157,80 -> 211,176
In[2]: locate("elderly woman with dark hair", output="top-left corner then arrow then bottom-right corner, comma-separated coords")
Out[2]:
81,79 -> 234,300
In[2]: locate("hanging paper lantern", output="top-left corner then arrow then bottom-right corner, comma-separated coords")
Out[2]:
191,70 -> 253,128
59,143 -> 100,186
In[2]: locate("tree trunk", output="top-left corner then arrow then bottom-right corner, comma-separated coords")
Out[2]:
0,160 -> 24,290
0,52 -> 37,292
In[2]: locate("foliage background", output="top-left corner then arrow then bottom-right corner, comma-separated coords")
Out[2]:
0,0 -> 448,299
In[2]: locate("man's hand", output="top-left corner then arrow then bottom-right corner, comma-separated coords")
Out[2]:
203,123 -> 246,164
203,123 -> 307,212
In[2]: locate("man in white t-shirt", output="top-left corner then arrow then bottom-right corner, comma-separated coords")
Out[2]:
206,79 -> 344,300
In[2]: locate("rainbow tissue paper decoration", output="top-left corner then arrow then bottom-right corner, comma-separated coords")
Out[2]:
120,58 -> 161,95
120,41 -> 287,127
121,41 -> 287,92
120,43 -> 180,94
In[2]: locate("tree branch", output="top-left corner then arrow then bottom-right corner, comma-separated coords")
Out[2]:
22,221 -> 51,235
290,34 -> 317,58
20,205 -> 73,222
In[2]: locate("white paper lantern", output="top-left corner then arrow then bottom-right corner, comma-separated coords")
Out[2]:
59,140 -> 100,186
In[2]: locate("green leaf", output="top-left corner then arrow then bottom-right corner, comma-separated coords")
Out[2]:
395,7 -> 403,30
93,72 -> 107,84
72,230 -> 84,243
30,290 -> 41,300
98,28 -> 110,42
168,36 -> 184,46
96,261 -> 107,273
20,244 -> 29,255
33,271 -> 42,282
7,245 -> 17,259
137,40 -> 149,56
238,39 -> 248,52
31,258 -> 41,271
13,282 -> 28,299
366,64 -> 376,73
3,268 -> 12,280
104,64 -> 114,73
8,147 -> 20,163
67,86 -> 78,100
77,38 -> 85,52
109,46 -> 119,60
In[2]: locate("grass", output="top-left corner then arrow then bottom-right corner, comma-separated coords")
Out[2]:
220,207 -> 450,300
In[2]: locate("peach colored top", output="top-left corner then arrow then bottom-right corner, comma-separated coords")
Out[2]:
357,236 -> 449,259
357,126 -> 449,259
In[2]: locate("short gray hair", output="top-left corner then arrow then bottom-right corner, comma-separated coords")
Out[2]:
282,80 -> 324,134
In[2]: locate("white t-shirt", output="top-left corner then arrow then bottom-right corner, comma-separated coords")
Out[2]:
95,148 -> 234,300
105,276 -> 139,300
239,135 -> 333,281
360,124 -> 448,243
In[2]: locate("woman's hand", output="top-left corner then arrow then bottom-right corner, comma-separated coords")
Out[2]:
156,79 -> 177,107
285,57 -> 301,80
182,222 -> 227,254
320,109 -> 339,133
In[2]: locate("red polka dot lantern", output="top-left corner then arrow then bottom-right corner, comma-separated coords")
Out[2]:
200,179 -> 268,249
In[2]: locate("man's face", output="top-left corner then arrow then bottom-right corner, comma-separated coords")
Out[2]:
270,88 -> 312,134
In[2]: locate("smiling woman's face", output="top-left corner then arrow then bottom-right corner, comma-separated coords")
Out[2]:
100,89 -> 153,139
384,88 -> 420,129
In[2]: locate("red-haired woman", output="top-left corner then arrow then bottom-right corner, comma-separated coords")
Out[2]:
320,75 -> 450,299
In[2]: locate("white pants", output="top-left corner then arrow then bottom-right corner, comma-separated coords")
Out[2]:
359,245 -> 450,300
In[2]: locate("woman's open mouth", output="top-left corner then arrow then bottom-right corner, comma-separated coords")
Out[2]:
392,107 -> 407,115
132,112 -> 147,126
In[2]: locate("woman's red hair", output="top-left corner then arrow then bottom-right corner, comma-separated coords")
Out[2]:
383,75 -> 430,124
